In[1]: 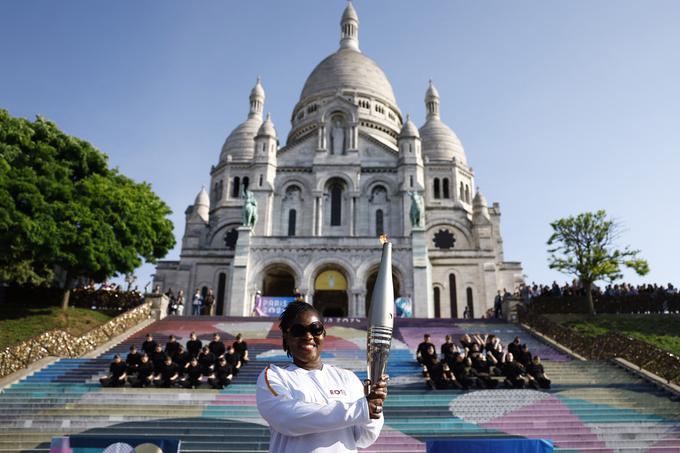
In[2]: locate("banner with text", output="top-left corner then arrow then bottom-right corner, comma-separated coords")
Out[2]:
254,296 -> 296,317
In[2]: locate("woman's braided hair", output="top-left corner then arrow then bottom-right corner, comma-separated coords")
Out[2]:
279,301 -> 323,357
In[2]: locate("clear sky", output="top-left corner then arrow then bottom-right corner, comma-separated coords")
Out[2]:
1,1 -> 679,290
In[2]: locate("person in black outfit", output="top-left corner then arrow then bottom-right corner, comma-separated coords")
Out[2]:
517,344 -> 533,368
208,356 -> 234,389
451,354 -> 481,390
469,348 -> 498,388
165,334 -> 180,360
527,356 -> 551,389
208,333 -> 226,359
502,353 -> 529,389
459,334 -> 475,352
186,331 -> 203,359
130,354 -> 154,387
440,335 -> 457,363
424,354 -> 459,390
151,344 -> 166,371
141,333 -> 158,357
416,334 -> 433,365
224,344 -> 242,376
175,344 -> 190,376
100,354 -> 127,387
154,355 -> 179,388
233,334 -> 249,364
198,346 -> 216,376
182,357 -> 203,388
507,336 -> 522,358
126,345 -> 141,374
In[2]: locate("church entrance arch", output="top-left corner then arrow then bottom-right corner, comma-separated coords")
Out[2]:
262,264 -> 296,297
313,269 -> 348,317
365,268 -> 400,316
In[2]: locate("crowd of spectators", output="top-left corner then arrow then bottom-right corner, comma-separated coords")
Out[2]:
416,333 -> 550,391
521,280 -> 680,314
99,332 -> 249,389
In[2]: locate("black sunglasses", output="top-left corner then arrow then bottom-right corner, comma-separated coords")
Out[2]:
288,321 -> 325,338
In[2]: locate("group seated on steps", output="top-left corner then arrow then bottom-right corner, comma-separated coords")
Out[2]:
99,331 -> 250,389
417,332 -> 551,390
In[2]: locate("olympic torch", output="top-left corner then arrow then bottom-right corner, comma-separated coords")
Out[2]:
367,234 -> 394,388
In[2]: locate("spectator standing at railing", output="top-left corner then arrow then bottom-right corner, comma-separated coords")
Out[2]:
176,289 -> 185,315
493,290 -> 503,318
191,288 -> 203,316
204,288 -> 216,316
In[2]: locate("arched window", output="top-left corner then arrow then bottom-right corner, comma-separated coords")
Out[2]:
232,177 -> 240,198
434,287 -> 441,318
243,177 -> 250,191
466,287 -> 474,318
375,209 -> 384,237
330,183 -> 342,226
459,182 -> 465,200
288,209 -> 297,236
433,178 -> 441,199
443,178 -> 450,199
449,274 -> 458,318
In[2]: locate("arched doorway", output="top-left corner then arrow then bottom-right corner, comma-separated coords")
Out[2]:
365,269 -> 400,316
262,265 -> 296,297
313,269 -> 348,317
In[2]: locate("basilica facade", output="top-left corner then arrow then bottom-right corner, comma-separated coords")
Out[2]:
154,3 -> 523,318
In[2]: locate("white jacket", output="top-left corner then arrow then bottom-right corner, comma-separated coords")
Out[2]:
256,363 -> 384,453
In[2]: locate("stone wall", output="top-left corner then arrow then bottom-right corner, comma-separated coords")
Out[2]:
0,301 -> 152,379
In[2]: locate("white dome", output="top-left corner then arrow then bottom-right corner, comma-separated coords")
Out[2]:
194,186 -> 209,223
299,49 -> 398,109
257,113 -> 277,138
419,117 -> 466,163
399,115 -> 420,138
220,116 -> 261,161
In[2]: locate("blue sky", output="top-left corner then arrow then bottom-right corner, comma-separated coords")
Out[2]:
1,1 -> 678,290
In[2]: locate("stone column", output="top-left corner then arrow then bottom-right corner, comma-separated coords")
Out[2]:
411,228 -> 433,317
228,226 -> 252,316
349,196 -> 357,236
317,196 -> 324,236
147,294 -> 169,320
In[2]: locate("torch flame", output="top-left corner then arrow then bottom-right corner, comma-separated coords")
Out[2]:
379,234 -> 389,245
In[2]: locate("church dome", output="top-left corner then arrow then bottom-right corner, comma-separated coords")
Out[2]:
419,118 -> 466,163
256,113 -> 277,138
419,81 -> 467,164
299,49 -> 398,108
220,79 -> 265,161
399,115 -> 420,139
220,117 -> 261,161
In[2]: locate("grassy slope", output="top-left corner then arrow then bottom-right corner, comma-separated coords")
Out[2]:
0,303 -> 113,350
546,314 -> 680,356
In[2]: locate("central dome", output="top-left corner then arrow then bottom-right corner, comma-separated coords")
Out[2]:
299,48 -> 398,107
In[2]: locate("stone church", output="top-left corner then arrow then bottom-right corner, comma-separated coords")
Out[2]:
154,2 -> 523,318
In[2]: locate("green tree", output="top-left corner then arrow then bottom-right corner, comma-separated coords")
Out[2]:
0,109 -> 175,308
547,210 -> 649,315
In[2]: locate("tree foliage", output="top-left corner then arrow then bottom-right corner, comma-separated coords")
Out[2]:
547,210 -> 649,314
0,109 -> 175,294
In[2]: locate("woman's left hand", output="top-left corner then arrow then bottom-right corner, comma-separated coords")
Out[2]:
364,375 -> 388,419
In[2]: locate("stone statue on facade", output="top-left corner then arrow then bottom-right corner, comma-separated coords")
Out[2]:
241,187 -> 258,228
408,191 -> 424,228
330,117 -> 345,155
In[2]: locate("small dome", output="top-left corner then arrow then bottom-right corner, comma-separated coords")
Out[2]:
299,49 -> 398,109
342,1 -> 358,22
250,77 -> 265,99
399,115 -> 420,139
419,118 -> 466,163
194,186 -> 210,223
473,189 -> 491,223
425,80 -> 439,101
220,116 -> 261,161
257,113 -> 277,138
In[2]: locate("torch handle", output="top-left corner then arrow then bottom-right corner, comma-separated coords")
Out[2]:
367,325 -> 392,385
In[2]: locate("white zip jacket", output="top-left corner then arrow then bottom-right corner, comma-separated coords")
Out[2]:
256,363 -> 384,453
